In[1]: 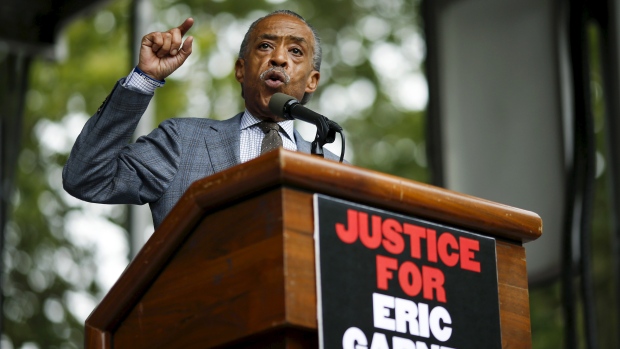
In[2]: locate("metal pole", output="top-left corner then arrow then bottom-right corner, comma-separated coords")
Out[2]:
128,0 -> 156,258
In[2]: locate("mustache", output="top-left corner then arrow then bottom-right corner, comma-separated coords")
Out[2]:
259,66 -> 291,84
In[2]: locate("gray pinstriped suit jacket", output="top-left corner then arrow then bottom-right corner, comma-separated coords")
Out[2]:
62,80 -> 342,228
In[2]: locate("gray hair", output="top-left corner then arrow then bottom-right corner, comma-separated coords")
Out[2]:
238,10 -> 322,104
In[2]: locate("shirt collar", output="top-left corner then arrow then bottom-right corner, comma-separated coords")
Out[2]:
240,109 -> 295,141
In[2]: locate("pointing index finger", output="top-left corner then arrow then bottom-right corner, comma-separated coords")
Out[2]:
178,18 -> 194,36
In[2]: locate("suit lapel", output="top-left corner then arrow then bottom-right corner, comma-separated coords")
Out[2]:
204,113 -> 242,174
294,129 -> 312,154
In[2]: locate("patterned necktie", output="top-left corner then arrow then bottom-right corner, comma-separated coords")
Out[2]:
258,121 -> 283,154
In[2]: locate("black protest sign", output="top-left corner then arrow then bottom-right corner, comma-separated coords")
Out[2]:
314,195 -> 502,349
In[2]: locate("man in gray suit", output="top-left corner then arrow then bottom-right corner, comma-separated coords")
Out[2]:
63,10 -> 342,228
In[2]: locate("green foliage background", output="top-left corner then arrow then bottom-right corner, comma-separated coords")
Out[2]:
4,0 -> 617,348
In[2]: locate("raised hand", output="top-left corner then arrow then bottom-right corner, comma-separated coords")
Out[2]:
138,18 -> 194,81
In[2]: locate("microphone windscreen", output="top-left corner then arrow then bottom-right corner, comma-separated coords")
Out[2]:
269,93 -> 297,118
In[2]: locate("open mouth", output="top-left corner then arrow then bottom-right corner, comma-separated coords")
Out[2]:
261,68 -> 290,89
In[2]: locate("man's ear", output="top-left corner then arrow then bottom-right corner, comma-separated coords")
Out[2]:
235,59 -> 245,83
305,70 -> 320,94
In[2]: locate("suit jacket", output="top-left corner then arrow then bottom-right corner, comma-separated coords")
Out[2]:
63,80 -> 342,227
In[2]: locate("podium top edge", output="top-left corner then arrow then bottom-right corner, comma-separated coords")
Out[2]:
187,149 -> 542,243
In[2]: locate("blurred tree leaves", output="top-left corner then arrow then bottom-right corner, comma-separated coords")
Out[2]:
3,0 -> 132,347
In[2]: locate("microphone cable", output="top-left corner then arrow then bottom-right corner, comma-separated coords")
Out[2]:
325,118 -> 345,163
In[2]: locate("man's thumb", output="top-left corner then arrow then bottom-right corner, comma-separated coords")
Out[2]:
179,36 -> 194,59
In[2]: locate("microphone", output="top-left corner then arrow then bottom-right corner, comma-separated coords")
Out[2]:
269,93 -> 323,124
269,93 -> 343,132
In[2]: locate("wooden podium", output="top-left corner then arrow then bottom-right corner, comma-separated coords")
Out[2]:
84,149 -> 542,348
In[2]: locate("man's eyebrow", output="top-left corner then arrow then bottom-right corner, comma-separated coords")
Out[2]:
258,33 -> 309,45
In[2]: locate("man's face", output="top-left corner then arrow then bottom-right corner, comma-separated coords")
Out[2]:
235,14 -> 320,121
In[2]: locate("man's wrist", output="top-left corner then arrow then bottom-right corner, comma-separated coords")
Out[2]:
124,66 -> 165,94
134,66 -> 165,83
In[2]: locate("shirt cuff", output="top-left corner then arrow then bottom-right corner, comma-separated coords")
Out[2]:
123,66 -> 165,94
